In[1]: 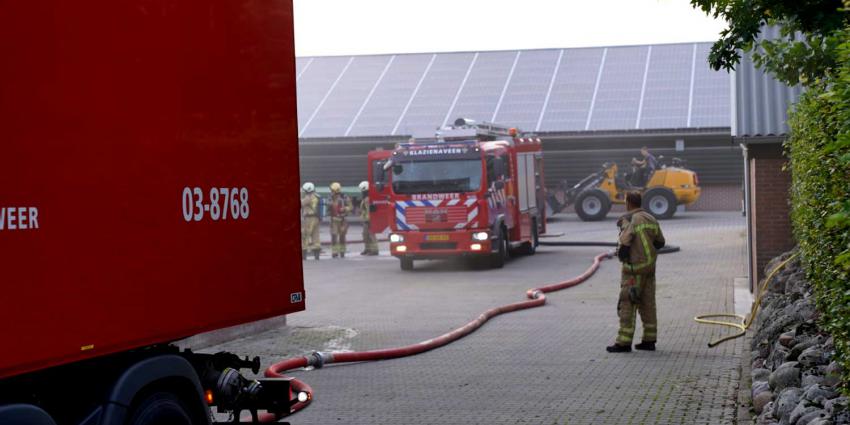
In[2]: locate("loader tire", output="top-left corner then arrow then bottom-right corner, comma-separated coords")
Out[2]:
643,188 -> 677,219
575,190 -> 611,221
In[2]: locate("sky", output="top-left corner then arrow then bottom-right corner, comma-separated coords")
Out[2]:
293,0 -> 728,57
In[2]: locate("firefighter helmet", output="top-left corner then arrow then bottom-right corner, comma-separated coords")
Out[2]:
302,182 -> 315,193
358,181 -> 369,192
330,182 -> 342,193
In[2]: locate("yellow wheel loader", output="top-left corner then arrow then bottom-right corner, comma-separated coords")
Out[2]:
547,157 -> 701,221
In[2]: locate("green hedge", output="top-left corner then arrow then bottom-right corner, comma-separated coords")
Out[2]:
786,28 -> 850,388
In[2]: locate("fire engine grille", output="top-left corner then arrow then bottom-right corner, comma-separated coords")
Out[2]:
405,206 -> 468,225
419,242 -> 458,250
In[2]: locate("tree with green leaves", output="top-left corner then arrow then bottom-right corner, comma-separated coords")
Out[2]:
690,0 -> 848,86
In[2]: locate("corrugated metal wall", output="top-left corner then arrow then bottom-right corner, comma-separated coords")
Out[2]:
298,135 -> 742,188
732,27 -> 803,138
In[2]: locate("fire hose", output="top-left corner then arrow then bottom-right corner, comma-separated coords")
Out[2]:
260,241 -> 680,422
694,252 -> 799,347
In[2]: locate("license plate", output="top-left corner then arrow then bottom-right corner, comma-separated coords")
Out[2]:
426,234 -> 450,241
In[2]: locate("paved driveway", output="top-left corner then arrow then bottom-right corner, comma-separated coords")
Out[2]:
210,212 -> 747,425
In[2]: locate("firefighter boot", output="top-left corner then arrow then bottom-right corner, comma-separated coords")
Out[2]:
360,250 -> 368,256
635,341 -> 656,351
606,344 -> 631,353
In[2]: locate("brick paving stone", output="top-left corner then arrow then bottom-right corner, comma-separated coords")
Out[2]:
208,212 -> 747,424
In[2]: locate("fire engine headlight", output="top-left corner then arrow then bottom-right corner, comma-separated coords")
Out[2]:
470,244 -> 482,251
390,234 -> 404,243
297,391 -> 310,403
396,245 -> 407,252
472,232 -> 489,241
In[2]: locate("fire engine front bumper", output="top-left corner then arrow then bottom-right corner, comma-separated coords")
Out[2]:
389,230 -> 493,259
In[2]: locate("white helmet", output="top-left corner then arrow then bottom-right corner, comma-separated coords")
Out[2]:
302,182 -> 315,193
358,181 -> 369,192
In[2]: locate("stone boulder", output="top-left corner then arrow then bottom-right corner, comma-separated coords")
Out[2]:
770,362 -> 802,391
774,387 -> 803,420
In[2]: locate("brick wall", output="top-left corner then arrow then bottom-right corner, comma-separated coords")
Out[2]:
749,153 -> 794,286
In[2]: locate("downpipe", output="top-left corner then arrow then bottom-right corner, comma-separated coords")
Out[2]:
260,241 -> 680,422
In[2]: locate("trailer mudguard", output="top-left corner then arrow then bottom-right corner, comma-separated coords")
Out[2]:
99,354 -> 209,425
0,404 -> 57,425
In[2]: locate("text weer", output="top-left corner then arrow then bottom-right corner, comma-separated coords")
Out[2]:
0,207 -> 39,231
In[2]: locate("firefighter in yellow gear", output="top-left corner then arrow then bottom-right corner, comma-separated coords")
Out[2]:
607,191 -> 665,353
301,182 -> 321,260
328,182 -> 352,258
358,181 -> 379,256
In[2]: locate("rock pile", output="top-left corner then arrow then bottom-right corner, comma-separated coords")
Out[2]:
750,250 -> 848,424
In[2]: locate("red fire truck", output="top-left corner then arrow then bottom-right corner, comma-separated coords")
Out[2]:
1,2 -> 306,424
372,119 -> 546,271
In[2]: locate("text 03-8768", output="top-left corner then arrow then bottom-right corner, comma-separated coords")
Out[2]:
182,187 -> 249,222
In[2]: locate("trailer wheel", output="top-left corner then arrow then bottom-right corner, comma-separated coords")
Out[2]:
490,228 -> 507,268
575,190 -> 611,221
400,257 -> 414,271
643,188 -> 677,219
127,392 -> 194,425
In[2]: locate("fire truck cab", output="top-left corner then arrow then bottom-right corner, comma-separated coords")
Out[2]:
376,119 -> 546,270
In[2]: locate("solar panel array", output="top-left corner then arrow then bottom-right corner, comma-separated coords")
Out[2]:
296,43 -> 730,138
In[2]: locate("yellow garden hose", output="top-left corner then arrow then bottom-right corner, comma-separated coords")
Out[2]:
694,252 -> 799,347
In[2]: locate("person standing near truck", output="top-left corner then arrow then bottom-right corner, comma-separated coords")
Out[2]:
329,182 -> 353,258
301,182 -> 321,260
608,191 -> 665,353
358,181 -> 379,256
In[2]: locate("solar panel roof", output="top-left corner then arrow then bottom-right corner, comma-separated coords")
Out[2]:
296,42 -> 730,138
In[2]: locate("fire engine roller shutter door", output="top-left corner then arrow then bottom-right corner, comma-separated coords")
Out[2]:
517,154 -> 528,211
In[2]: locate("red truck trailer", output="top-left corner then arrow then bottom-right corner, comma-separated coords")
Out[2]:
375,119 -> 546,270
0,1 -> 305,424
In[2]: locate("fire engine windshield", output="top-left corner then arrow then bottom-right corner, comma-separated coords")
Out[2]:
391,159 -> 482,194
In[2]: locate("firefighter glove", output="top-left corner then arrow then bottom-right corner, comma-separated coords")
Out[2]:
628,285 -> 642,304
617,245 -> 630,262
653,239 -> 665,249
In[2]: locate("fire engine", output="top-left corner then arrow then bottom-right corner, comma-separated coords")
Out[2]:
370,119 -> 546,270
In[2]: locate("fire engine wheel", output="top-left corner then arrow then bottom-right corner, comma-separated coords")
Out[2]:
400,257 -> 414,271
490,228 -> 508,268
643,188 -> 677,219
516,219 -> 539,256
126,392 -> 194,425
575,189 -> 611,222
